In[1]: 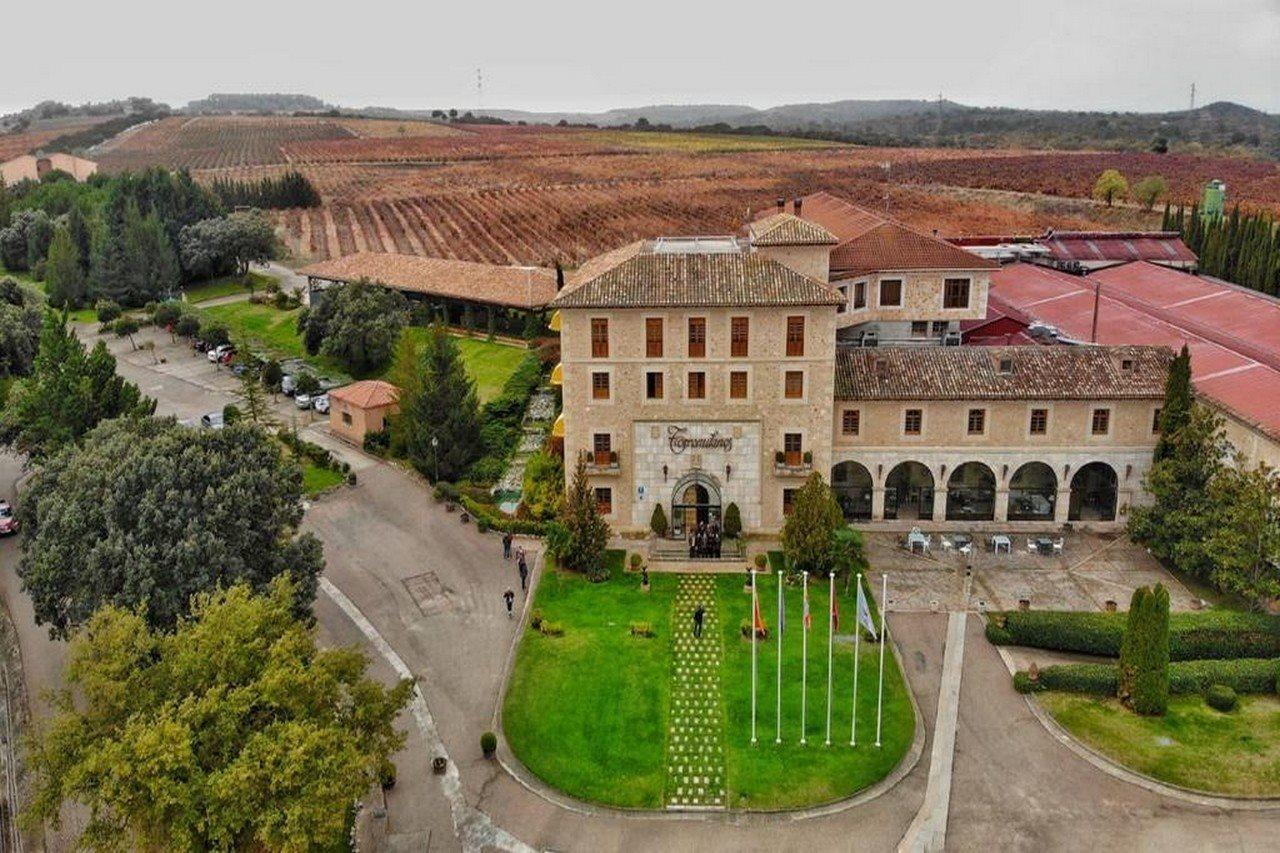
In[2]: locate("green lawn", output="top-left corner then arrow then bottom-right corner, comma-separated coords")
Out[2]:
183,271 -> 276,304
1040,692 -> 1280,797
582,130 -> 847,153
195,302 -> 525,401
301,462 -> 346,497
502,565 -> 915,810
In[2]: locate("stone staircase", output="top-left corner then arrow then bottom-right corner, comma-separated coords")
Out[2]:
651,537 -> 745,564
664,574 -> 727,810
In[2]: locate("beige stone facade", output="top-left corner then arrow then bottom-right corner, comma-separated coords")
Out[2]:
833,269 -> 991,342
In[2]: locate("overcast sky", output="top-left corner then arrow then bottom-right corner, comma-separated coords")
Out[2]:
4,0 -> 1278,116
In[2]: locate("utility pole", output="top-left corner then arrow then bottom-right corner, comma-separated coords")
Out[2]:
1189,82 -> 1196,111
476,68 -> 484,113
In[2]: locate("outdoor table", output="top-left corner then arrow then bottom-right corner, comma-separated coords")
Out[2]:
992,534 -> 1012,554
1033,537 -> 1054,555
906,531 -> 929,554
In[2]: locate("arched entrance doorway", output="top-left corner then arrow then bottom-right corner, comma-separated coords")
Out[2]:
1069,462 -> 1118,521
671,473 -> 722,537
1008,462 -> 1057,521
885,461 -> 934,521
832,461 -> 873,521
946,462 -> 996,521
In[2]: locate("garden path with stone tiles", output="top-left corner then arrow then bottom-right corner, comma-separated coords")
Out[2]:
665,574 -> 727,810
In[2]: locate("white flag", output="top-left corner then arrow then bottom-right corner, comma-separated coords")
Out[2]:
856,577 -> 879,640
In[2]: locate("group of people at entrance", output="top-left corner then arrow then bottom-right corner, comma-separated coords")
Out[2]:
687,520 -> 723,559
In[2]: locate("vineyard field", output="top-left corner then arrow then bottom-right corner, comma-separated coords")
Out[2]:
97,116 -> 357,171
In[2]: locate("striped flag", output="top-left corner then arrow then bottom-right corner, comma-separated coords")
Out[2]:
831,588 -> 840,633
802,583 -> 812,631
752,583 -> 767,635
856,577 -> 879,640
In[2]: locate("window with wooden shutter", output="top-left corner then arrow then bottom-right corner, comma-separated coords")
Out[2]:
730,316 -> 749,357
590,318 -> 609,357
784,370 -> 803,399
687,371 -> 706,399
591,372 -> 610,400
785,316 -> 805,356
729,370 -> 748,399
687,317 -> 706,357
645,317 -> 663,357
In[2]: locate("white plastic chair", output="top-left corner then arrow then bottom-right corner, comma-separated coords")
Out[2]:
1026,538 -> 1037,554
1052,537 -> 1064,554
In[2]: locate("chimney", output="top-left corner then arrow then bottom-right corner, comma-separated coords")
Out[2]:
775,197 -> 785,213
793,196 -> 803,217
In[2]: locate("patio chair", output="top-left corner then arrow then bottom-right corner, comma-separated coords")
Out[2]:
941,537 -> 954,552
1026,538 -> 1037,554
957,541 -> 973,557
1052,537 -> 1064,554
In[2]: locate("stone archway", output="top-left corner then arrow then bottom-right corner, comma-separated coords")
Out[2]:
1008,462 -> 1057,521
885,461 -> 935,521
670,472 -> 723,537
831,461 -> 873,521
1069,462 -> 1118,521
946,461 -> 997,521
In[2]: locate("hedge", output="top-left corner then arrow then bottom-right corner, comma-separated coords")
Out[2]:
986,610 -> 1280,661
1014,658 -> 1279,696
459,494 -> 547,536
467,352 -> 543,485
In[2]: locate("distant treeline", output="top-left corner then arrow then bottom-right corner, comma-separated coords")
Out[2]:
207,171 -> 321,209
1165,203 -> 1280,295
43,110 -> 169,155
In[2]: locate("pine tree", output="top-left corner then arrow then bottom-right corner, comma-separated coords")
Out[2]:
553,454 -> 610,580
89,191 -> 133,304
397,326 -> 482,481
44,226 -> 86,308
123,209 -> 180,305
1154,345 -> 1192,461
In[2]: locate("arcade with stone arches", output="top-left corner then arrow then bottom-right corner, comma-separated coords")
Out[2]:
829,454 -> 1140,527
669,471 -> 724,537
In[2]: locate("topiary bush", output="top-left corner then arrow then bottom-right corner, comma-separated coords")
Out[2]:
1118,584 -> 1170,715
722,502 -> 742,539
94,299 -> 121,323
1205,684 -> 1238,712
480,731 -> 497,757
650,503 -> 668,537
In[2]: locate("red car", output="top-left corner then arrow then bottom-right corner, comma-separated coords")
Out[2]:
0,501 -> 18,536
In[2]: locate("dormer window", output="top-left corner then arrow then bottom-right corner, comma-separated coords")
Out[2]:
1121,358 -> 1134,372
998,357 -> 1014,374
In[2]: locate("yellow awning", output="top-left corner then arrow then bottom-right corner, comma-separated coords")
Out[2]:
551,413 -> 565,438
550,362 -> 563,385
548,310 -> 562,332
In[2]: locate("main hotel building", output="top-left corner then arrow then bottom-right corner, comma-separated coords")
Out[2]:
549,192 -> 1171,536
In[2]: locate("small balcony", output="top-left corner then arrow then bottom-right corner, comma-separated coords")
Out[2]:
773,450 -> 813,477
585,449 -> 622,475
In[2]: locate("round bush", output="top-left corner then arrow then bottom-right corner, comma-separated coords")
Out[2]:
1205,683 -> 1238,712
480,731 -> 498,757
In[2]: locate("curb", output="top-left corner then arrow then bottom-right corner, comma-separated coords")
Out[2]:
986,619 -> 1280,812
489,585 -> 928,822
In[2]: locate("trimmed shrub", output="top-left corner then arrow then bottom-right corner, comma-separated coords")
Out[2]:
753,553 -> 767,570
723,502 -> 742,539
985,609 -> 1280,661
629,552 -> 642,571
650,503 -> 668,537
1205,684 -> 1238,712
538,620 -> 564,637
1015,658 -> 1278,697
378,758 -> 398,789
95,299 -> 121,322
1118,584 -> 1170,715
629,621 -> 655,638
480,731 -> 497,757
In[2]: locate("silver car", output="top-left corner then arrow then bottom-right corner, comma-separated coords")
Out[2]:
312,393 -> 330,414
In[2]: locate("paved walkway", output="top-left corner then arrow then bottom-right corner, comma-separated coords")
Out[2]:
665,575 -> 726,810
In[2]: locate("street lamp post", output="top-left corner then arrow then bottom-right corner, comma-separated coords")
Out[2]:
431,435 -> 439,483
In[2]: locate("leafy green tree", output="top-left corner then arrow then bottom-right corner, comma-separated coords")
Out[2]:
43,225 -> 86,308
1092,169 -> 1129,206
649,502 -> 668,537
0,313 -> 154,459
294,370 -> 321,396
233,361 -> 276,426
23,579 -> 411,851
261,358 -> 283,391
24,209 -> 54,272
0,209 -> 52,271
1117,584 -> 1170,715
780,471 -> 844,577
18,417 -> 323,638
113,315 -> 139,349
1133,175 -> 1168,211
89,190 -> 134,302
174,313 -> 200,339
178,210 -> 275,281
549,454 -> 610,580
1128,405 -> 1227,581
831,526 -> 869,587
393,325 -> 482,481
519,450 -> 564,521
1203,461 -> 1280,605
123,207 -> 180,304
198,320 -> 230,348
297,280 -> 409,373
722,502 -> 742,538
1154,345 -> 1193,461
0,293 -> 42,377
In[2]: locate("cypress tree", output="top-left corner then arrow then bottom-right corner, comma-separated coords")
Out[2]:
90,191 -> 133,304
1154,345 -> 1192,461
123,209 -> 180,305
1117,584 -> 1170,715
44,226 -> 86,308
398,325 -> 482,482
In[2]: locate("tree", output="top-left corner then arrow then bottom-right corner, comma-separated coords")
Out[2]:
830,526 -> 869,587
0,313 -> 154,459
1203,461 -> 1280,605
0,209 -> 52,272
24,209 -> 54,272
43,225 -> 86,308
722,502 -> 742,538
1117,584 -> 1170,715
261,358 -> 283,391
198,320 -> 230,348
1092,169 -> 1129,207
1154,344 -> 1192,462
18,417 -> 323,638
174,313 -> 200,339
1128,405 -> 1227,582
23,579 -> 411,851
113,316 -> 139,349
393,325 -> 482,482
1133,175 -> 1168,211
234,361 -> 276,426
123,208 -> 180,304
0,294 -> 42,378
297,280 -> 409,373
780,471 -> 844,577
89,190 -> 134,303
650,503 -> 669,537
550,455 -> 610,580
178,210 -> 275,282
152,301 -> 183,336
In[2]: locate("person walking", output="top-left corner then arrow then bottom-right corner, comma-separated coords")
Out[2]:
502,532 -> 513,560
503,588 -> 516,619
518,559 -> 529,593
693,604 -> 705,639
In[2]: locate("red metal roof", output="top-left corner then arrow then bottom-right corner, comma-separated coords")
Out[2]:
1041,231 -> 1197,265
989,262 -> 1280,443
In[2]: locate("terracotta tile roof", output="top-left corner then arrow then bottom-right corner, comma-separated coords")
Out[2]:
550,241 -> 843,309
329,379 -> 400,409
298,252 -> 556,310
835,344 -> 1171,401
748,213 -> 838,246
774,191 -> 998,275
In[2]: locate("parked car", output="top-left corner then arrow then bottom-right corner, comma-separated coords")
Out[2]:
207,344 -> 234,363
199,411 -> 225,430
231,362 -> 249,376
0,500 -> 18,536
312,393 -> 330,414
218,349 -> 235,365
294,392 -> 313,410
193,339 -> 208,352
281,374 -> 297,395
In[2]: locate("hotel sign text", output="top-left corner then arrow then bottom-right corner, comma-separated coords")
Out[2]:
667,425 -> 733,455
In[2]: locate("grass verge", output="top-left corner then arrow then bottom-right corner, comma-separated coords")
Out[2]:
301,461 -> 345,497
183,271 -> 276,304
1039,691 -> 1280,797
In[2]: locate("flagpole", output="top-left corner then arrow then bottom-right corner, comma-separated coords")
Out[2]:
851,572 -> 861,746
751,567 -> 758,745
875,572 -> 887,748
775,570 -> 783,745
801,571 -> 808,745
825,571 -> 834,746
